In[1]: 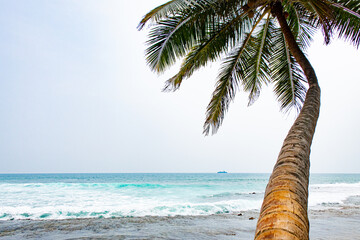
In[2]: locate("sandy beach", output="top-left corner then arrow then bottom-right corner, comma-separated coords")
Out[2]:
1,206 -> 360,240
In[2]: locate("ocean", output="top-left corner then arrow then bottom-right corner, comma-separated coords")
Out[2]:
1,173 -> 360,239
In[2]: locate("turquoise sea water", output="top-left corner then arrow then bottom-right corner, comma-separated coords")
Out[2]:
1,173 -> 359,220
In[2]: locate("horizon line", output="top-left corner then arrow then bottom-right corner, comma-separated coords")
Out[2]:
1,172 -> 359,174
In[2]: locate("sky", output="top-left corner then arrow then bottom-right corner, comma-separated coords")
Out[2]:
0,0 -> 359,173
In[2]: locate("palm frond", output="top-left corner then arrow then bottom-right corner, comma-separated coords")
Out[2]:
163,9 -> 254,91
301,0 -> 335,44
242,12 -> 273,106
330,0 -> 360,48
203,10 -> 269,135
202,45 -> 248,135
330,0 -> 360,18
138,0 -> 211,30
163,41 -> 217,91
285,3 -> 317,50
271,28 -> 307,112
138,0 -> 246,30
145,11 -> 207,73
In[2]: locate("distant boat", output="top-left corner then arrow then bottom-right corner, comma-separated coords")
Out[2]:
217,171 -> 227,173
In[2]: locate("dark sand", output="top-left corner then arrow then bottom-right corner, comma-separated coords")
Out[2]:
1,206 -> 360,240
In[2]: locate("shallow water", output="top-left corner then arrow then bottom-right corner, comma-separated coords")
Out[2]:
1,173 -> 359,220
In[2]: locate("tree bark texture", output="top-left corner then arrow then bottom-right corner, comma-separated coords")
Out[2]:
255,2 -> 321,239
254,85 -> 320,240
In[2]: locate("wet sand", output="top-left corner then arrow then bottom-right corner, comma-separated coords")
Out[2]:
1,207 -> 360,240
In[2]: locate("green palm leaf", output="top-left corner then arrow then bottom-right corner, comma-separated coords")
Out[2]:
203,10 -> 269,135
242,12 -> 273,106
145,13 -> 202,72
284,2 -> 317,50
331,0 -> 360,47
202,42 -> 248,135
271,28 -> 307,112
138,0 -> 212,30
300,0 -> 335,44
163,9 -> 253,91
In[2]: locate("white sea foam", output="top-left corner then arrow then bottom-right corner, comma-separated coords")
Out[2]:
309,182 -> 360,207
0,182 -> 263,220
1,174 -> 360,220
0,199 -> 263,220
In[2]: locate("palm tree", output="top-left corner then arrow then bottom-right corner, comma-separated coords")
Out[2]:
138,0 -> 360,239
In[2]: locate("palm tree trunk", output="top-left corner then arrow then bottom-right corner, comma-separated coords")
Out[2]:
254,2 -> 321,240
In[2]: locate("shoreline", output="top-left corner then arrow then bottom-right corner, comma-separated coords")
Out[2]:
1,207 -> 360,240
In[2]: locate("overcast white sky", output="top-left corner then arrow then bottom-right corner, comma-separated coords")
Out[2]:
0,0 -> 359,173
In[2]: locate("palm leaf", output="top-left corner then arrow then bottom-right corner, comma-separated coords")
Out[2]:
271,28 -> 307,112
242,12 -> 273,106
138,0 -> 212,30
202,44 -> 249,135
300,0 -> 335,44
163,8 -> 254,91
330,0 -> 360,48
145,13 -> 204,72
203,10 -> 269,135
284,2 -> 317,50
